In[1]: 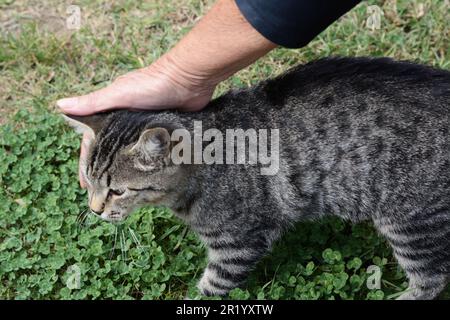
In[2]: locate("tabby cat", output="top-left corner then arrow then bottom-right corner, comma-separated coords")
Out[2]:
63,57 -> 450,300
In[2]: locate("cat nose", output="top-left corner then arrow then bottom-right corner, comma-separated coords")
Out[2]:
90,201 -> 105,214
91,208 -> 104,215
90,193 -> 105,214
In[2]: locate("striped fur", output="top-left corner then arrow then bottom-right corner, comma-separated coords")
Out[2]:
64,57 -> 450,299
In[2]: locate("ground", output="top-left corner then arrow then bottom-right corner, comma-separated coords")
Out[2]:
0,0 -> 449,299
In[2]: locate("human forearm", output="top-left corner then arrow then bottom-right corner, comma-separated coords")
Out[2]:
150,0 -> 277,90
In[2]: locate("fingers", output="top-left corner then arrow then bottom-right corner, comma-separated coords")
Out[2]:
79,132 -> 93,189
57,85 -> 117,115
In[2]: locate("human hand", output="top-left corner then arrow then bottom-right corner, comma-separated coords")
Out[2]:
57,55 -> 217,188
57,0 -> 275,189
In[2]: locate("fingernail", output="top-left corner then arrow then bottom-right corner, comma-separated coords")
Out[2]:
56,97 -> 78,110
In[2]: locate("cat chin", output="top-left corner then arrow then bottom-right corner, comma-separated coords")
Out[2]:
100,211 -> 129,224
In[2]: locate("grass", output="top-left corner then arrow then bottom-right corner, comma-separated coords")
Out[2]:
0,0 -> 449,300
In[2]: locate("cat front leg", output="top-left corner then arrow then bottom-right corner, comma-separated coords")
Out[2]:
373,212 -> 450,300
195,229 -> 275,297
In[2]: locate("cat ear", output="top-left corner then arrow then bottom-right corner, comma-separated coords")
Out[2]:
131,127 -> 171,158
62,114 -> 108,137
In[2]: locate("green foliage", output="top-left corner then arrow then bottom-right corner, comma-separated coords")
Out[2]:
0,108 -> 207,299
0,108 -> 408,299
1,0 -> 449,300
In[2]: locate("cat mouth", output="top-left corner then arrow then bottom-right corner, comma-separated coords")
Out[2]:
101,211 -> 126,223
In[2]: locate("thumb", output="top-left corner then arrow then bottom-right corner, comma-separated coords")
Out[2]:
56,86 -> 117,115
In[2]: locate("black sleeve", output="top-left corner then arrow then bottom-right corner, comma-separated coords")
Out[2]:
235,0 -> 362,48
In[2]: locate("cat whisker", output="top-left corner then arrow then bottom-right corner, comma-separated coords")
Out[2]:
119,227 -> 127,261
76,209 -> 91,231
83,210 -> 93,224
84,211 -> 97,228
128,227 -> 144,251
81,210 -> 94,228
109,226 -> 119,260
76,209 -> 87,224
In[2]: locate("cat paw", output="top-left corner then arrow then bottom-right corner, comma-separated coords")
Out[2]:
197,273 -> 231,297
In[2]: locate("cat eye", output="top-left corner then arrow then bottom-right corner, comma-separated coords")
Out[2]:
108,189 -> 125,197
129,185 -> 161,192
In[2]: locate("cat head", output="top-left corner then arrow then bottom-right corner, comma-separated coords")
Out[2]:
63,111 -> 183,223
